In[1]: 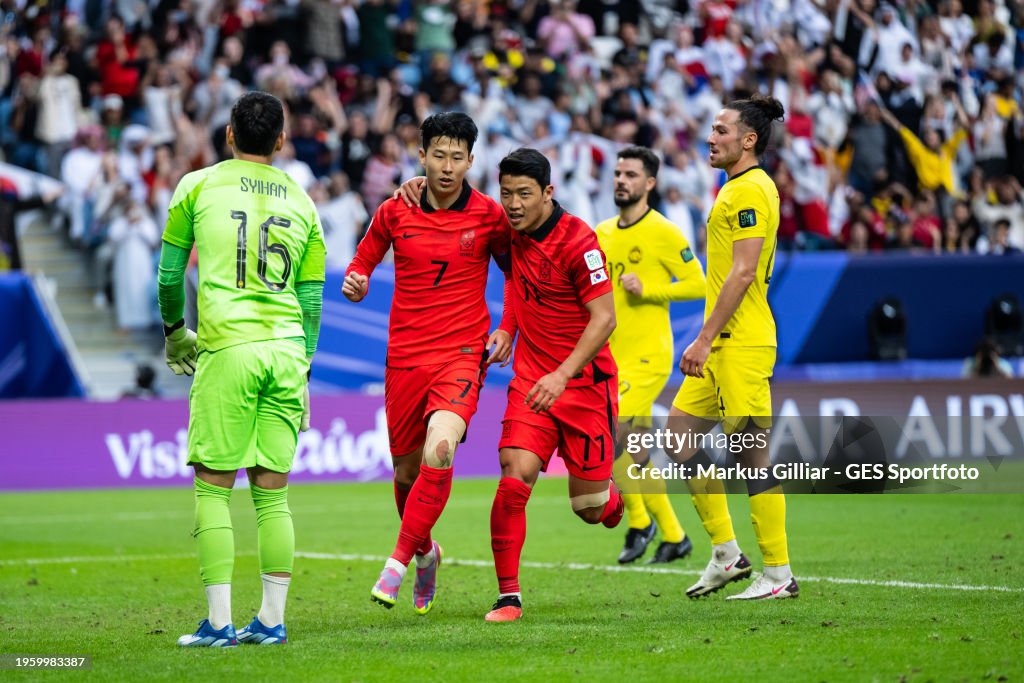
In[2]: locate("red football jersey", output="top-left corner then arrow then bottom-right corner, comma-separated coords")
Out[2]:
508,202 -> 616,387
347,181 -> 511,367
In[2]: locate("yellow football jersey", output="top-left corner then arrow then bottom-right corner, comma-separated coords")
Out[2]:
596,208 -> 706,372
705,166 -> 779,347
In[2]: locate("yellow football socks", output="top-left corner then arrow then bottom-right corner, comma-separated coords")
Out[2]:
749,485 -> 789,566
642,474 -> 684,543
687,471 -> 736,545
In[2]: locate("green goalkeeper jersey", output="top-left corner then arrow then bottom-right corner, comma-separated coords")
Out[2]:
163,158 -> 326,353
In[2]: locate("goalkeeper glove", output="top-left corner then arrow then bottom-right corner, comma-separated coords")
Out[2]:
164,320 -> 198,376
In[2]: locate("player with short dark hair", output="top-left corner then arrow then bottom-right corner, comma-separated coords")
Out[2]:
666,94 -> 798,600
227,91 -> 285,156
344,112 -> 513,615
160,90 -> 326,646
597,146 -> 706,565
485,148 -> 622,622
616,145 -> 660,179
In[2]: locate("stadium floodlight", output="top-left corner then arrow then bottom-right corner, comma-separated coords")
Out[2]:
986,293 -> 1023,357
868,296 -> 907,361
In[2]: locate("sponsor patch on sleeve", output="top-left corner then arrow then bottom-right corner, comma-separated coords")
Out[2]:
583,249 -> 604,271
738,209 -> 757,228
589,269 -> 608,285
681,247 -> 694,263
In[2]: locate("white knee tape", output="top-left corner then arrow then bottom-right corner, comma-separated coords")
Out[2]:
570,489 -> 610,512
423,410 -> 467,468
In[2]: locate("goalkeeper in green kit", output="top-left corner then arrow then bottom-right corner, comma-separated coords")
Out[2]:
158,91 -> 326,647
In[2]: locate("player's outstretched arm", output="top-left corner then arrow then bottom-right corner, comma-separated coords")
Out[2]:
680,236 -> 762,378
525,292 -> 615,412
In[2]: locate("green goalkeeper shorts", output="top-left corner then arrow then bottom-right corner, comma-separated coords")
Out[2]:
187,338 -> 308,473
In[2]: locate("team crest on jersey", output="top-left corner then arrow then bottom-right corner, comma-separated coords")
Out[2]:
628,247 -> 642,264
583,249 -> 604,271
459,229 -> 476,255
681,247 -> 694,263
539,259 -> 551,282
738,209 -> 757,228
590,269 -> 608,285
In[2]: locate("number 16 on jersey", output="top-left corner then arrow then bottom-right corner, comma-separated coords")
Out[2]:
232,210 -> 293,291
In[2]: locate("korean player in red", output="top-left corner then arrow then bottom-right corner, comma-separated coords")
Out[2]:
486,148 -> 623,623
342,113 -> 513,615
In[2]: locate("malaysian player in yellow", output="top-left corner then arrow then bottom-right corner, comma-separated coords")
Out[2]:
159,92 -> 326,646
666,94 -> 798,600
596,146 -> 706,565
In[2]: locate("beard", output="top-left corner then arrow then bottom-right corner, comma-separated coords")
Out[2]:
614,190 -> 644,208
709,151 -> 733,170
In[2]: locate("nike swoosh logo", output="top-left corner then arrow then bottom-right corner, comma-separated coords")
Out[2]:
771,584 -> 787,596
724,559 -> 739,571
401,232 -> 421,239
450,399 -> 468,406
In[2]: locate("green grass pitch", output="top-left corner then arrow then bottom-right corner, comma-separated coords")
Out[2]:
1,479 -> 1021,682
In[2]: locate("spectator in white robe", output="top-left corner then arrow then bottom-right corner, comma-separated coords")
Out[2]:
108,201 -> 160,331
59,126 -> 105,243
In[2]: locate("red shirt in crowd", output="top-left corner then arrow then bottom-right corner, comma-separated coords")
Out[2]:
95,38 -> 140,97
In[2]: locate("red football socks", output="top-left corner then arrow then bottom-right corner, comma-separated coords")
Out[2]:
490,477 -> 532,595
391,465 -> 452,564
393,481 -> 433,556
600,481 -> 623,528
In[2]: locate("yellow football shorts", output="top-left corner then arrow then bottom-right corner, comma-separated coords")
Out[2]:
618,364 -> 671,429
671,346 -> 775,434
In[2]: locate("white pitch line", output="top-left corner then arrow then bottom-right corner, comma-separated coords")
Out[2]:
295,552 -> 1024,594
4,551 -> 1018,594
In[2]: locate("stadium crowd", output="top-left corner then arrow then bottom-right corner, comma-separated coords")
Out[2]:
0,0 -> 1022,329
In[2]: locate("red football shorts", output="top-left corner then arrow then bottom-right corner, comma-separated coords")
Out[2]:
498,375 -> 618,481
384,352 -> 488,456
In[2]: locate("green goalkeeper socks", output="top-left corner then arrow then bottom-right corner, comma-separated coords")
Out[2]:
251,485 -> 294,575
193,478 -> 235,586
